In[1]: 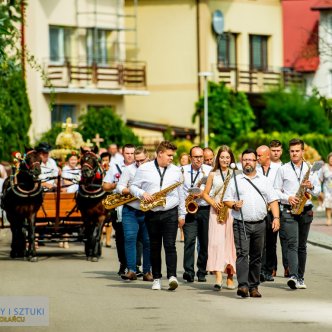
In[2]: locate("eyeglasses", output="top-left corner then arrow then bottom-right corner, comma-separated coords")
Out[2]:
191,155 -> 203,159
242,159 -> 257,162
135,158 -> 148,164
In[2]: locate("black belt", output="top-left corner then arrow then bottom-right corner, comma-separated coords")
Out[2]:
234,219 -> 265,224
198,205 -> 210,210
282,204 -> 313,212
145,206 -> 178,215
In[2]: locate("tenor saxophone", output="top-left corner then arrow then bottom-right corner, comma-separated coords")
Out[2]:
102,192 -> 137,210
216,170 -> 232,224
140,181 -> 183,212
291,160 -> 312,215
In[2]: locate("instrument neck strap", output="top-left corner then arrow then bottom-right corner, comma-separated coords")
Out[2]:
291,161 -> 303,183
219,168 -> 229,182
190,165 -> 200,187
262,166 -> 270,177
154,159 -> 167,189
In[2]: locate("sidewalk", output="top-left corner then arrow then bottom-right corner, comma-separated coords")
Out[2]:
308,209 -> 332,250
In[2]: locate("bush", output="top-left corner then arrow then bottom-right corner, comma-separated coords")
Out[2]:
232,130 -> 332,163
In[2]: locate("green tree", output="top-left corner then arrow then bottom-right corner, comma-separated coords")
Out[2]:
78,107 -> 141,147
0,1 -> 32,161
261,86 -> 330,135
193,82 -> 255,147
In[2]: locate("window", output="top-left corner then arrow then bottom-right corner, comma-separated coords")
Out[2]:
86,29 -> 114,65
49,26 -> 73,64
51,105 -> 77,124
217,33 -> 237,68
249,35 -> 268,71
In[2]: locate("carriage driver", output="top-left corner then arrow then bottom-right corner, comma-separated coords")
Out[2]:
36,142 -> 59,191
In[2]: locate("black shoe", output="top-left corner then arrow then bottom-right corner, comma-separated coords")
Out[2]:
237,286 -> 249,298
118,265 -> 127,276
264,274 -> 274,282
183,272 -> 194,283
260,273 -> 266,282
136,266 -> 143,278
197,275 -> 207,282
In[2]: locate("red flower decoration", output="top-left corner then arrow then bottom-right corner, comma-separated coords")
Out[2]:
115,173 -> 121,179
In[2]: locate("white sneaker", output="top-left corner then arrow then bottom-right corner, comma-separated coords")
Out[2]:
152,279 -> 161,290
297,278 -> 307,289
168,276 -> 178,291
287,276 -> 298,289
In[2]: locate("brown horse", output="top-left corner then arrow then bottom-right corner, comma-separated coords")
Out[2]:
1,148 -> 43,261
76,148 -> 107,262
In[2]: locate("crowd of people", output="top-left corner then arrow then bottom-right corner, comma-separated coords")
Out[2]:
0,138 -> 330,297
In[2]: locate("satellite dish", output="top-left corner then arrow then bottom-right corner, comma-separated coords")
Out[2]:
212,10 -> 224,35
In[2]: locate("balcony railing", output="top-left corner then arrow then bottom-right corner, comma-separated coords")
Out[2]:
216,65 -> 304,93
44,60 -> 147,90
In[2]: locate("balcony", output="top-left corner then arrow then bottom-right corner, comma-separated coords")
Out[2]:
43,60 -> 147,94
215,65 -> 304,93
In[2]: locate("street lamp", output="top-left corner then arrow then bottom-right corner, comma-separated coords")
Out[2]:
198,71 -> 213,148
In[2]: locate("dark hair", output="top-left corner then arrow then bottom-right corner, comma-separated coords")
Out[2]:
189,146 -> 203,156
269,140 -> 282,148
242,148 -> 257,159
66,151 -> 79,161
289,138 -> 304,149
122,144 -> 135,151
213,145 -> 235,172
156,141 -> 177,153
100,152 -> 111,160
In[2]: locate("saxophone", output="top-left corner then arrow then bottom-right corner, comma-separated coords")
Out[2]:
102,192 -> 137,210
185,174 -> 208,214
217,170 -> 232,223
291,160 -> 313,215
140,181 -> 183,212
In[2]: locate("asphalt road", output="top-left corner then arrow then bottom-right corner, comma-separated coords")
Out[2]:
0,228 -> 332,332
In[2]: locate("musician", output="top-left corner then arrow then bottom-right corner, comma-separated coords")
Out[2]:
223,148 -> 280,298
130,141 -> 185,291
203,147 -> 215,167
182,146 -> 212,283
202,145 -> 236,290
117,147 -> 152,282
274,138 -> 320,290
256,145 -> 279,282
103,144 -> 135,276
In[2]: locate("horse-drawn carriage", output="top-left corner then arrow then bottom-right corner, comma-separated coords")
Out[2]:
1,148 -> 108,262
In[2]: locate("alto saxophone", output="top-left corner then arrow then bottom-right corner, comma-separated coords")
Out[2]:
102,192 -> 137,210
291,160 -> 312,215
140,181 -> 183,212
185,174 -> 208,214
216,170 -> 232,224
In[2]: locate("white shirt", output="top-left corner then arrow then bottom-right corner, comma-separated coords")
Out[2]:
274,161 -> 321,205
130,160 -> 186,218
62,165 -> 81,193
256,162 -> 279,186
39,158 -> 59,185
182,164 -> 212,207
116,163 -> 140,209
103,161 -> 126,184
110,152 -> 124,167
223,171 -> 279,222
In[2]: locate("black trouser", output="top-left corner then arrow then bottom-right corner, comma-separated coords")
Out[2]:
112,213 -> 126,269
145,207 -> 178,279
233,219 -> 266,290
261,211 -> 278,276
281,205 -> 313,279
183,206 -> 209,278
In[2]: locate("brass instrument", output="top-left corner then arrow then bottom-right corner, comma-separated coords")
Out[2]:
217,170 -> 232,223
140,181 -> 183,212
102,193 -> 137,210
185,176 -> 208,214
291,160 -> 323,215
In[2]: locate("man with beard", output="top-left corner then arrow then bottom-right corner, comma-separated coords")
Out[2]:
223,148 -> 280,298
